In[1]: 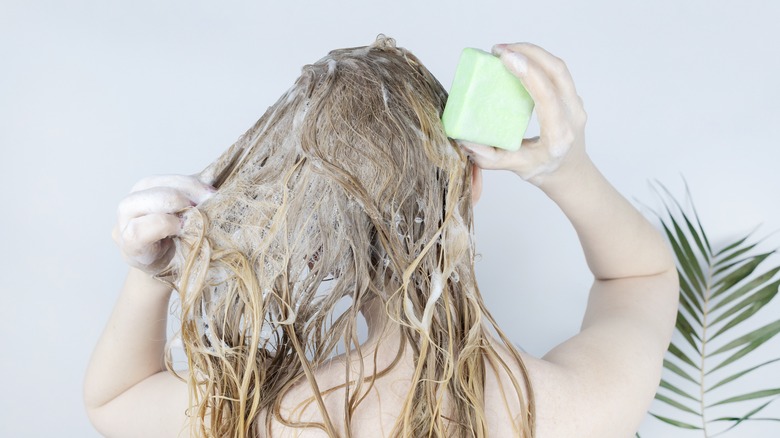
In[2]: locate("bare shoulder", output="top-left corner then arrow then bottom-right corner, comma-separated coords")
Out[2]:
489,270 -> 679,438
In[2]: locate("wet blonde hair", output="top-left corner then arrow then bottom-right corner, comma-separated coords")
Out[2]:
157,35 -> 534,438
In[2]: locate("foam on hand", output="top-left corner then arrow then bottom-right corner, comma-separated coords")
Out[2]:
441,48 -> 534,151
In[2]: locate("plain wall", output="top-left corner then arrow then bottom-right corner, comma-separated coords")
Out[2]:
1,0 -> 779,436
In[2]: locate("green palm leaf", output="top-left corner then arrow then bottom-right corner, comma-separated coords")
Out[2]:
645,182 -> 780,437
710,397 -> 780,434
707,359 -> 780,393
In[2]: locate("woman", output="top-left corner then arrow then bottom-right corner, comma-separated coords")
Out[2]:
84,36 -> 679,437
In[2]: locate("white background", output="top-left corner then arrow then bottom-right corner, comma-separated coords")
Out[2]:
2,0 -> 779,436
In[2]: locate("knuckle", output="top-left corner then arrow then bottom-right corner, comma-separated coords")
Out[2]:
557,128 -> 577,146
164,185 -> 183,198
567,95 -> 587,126
576,105 -> 588,126
157,214 -> 176,232
123,222 -> 138,242
514,42 -> 536,49
171,190 -> 192,208
574,95 -> 584,109
551,56 -> 568,74
573,107 -> 587,127
152,187 -> 185,210
151,213 -> 166,227
578,108 -> 588,126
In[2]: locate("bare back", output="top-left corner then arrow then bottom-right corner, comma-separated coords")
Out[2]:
257,270 -> 678,438
257,336 -> 534,437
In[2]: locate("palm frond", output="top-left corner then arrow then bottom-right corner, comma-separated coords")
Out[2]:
710,397 -> 780,436
646,182 -> 780,437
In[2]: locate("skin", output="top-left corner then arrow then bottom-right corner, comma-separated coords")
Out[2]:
84,42 -> 679,437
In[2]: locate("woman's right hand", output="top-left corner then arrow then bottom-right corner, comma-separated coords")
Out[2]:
111,174 -> 215,275
459,42 -> 589,188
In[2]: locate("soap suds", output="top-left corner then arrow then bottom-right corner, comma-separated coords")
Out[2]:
327,59 -> 338,75
381,84 -> 390,108
420,270 -> 443,330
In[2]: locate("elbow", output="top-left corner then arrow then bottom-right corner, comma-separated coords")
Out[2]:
84,398 -> 102,436
667,268 -> 680,345
648,232 -> 678,280
656,227 -> 679,275
83,379 -> 111,436
83,376 -> 104,413
660,242 -> 678,277
84,404 -> 109,437
657,267 -> 680,352
85,401 -> 122,438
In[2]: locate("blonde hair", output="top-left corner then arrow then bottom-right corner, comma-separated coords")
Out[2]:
157,35 -> 534,438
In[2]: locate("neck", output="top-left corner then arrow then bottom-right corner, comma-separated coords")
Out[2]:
324,297 -> 403,369
359,296 -> 397,345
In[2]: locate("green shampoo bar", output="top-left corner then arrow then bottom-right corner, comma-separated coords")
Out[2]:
442,48 -> 534,151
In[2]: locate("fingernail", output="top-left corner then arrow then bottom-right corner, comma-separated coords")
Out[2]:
492,44 -> 508,56
205,185 -> 217,192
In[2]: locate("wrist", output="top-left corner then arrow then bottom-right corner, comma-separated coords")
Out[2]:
126,267 -> 173,299
532,149 -> 596,197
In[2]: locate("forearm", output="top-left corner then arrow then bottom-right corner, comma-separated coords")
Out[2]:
84,267 -> 172,410
538,154 -> 674,280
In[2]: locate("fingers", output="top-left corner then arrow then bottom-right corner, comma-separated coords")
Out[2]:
493,42 -> 580,104
114,174 -> 217,273
130,174 -> 216,204
458,140 -> 520,170
458,141 -> 504,169
116,213 -> 181,263
493,42 -> 587,149
491,48 -> 566,144
117,186 -> 195,232
459,137 -> 541,170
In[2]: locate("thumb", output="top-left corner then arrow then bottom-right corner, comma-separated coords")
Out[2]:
459,139 -> 541,171
521,135 -> 542,149
458,141 -> 510,170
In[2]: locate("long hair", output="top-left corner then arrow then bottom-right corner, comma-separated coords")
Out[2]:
157,35 -> 534,438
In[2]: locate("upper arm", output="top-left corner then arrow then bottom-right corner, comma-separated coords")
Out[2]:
537,269 -> 679,437
86,371 -> 194,438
